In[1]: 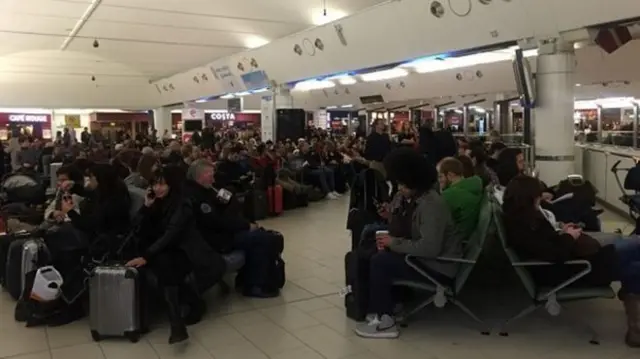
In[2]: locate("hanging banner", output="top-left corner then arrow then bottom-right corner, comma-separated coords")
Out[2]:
261,95 -> 275,142
64,114 -> 81,128
210,65 -> 243,94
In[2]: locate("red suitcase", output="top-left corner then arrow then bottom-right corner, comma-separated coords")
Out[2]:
267,185 -> 283,216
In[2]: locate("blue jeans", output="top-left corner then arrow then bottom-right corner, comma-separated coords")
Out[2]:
589,233 -> 640,294
310,167 -> 335,194
360,223 -> 388,247
368,251 -> 452,316
612,237 -> 640,294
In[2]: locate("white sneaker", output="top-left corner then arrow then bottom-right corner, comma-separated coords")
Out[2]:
354,314 -> 399,339
326,193 -> 339,200
332,191 -> 343,197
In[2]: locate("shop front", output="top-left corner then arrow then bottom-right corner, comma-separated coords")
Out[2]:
327,111 -> 358,135
208,112 -> 260,129
89,112 -> 150,142
0,113 -> 52,140
369,111 -> 410,134
172,112 -> 261,132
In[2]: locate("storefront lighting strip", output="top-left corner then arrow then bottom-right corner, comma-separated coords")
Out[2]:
575,97 -> 637,110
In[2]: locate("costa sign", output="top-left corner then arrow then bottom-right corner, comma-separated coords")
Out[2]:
9,114 -> 49,123
210,113 -> 236,121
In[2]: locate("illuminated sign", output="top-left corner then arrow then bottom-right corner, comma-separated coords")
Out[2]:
9,114 -> 48,123
210,113 -> 236,121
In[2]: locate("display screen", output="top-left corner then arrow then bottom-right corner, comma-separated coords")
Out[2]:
183,119 -> 203,132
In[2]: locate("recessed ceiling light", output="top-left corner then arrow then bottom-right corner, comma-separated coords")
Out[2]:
575,83 -> 582,87
244,36 -> 269,49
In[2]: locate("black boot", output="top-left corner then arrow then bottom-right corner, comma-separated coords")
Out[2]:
182,278 -> 206,326
163,287 -> 189,344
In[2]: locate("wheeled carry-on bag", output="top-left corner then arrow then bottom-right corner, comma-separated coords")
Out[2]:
5,237 -> 48,301
243,189 -> 268,221
89,265 -> 143,343
267,185 -> 284,216
343,250 -> 369,322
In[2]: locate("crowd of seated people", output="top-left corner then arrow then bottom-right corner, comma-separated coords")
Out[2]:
3,124 -> 640,347
347,130 -> 640,347
0,125 -> 378,343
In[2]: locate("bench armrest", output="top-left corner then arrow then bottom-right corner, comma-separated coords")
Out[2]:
511,259 -> 592,299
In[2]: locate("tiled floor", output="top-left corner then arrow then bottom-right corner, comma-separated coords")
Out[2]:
1,197 -> 638,359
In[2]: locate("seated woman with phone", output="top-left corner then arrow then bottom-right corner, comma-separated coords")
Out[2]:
503,175 -> 640,347
125,165 -> 212,345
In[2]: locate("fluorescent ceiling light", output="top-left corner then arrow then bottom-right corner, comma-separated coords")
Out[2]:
293,79 -> 335,91
409,45 -> 537,74
234,91 -> 251,97
325,74 -> 357,85
311,8 -> 347,25
244,36 -> 269,49
326,106 -> 337,109
195,99 -> 207,103
341,104 -> 354,108
252,88 -> 269,93
471,106 -> 486,113
220,94 -> 235,99
60,0 -> 102,50
338,77 -> 357,85
575,83 -> 582,87
360,68 -> 408,82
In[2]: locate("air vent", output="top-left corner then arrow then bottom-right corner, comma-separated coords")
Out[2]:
360,95 -> 385,105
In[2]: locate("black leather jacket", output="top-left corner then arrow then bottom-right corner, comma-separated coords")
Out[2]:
183,180 -> 251,253
136,192 -> 225,276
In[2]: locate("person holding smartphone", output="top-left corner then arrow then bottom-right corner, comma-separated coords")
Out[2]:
356,148 -> 462,339
126,165 -> 224,344
503,175 -> 640,347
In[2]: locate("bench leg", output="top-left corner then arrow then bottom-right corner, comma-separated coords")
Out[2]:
398,295 -> 435,326
499,303 -> 542,336
450,298 -> 491,335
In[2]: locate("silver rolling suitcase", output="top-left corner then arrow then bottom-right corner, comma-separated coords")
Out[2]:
6,238 -> 48,300
89,265 -> 142,343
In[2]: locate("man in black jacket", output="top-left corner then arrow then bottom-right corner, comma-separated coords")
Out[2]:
185,159 -> 281,298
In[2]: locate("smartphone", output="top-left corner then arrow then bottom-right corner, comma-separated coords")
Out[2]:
146,188 -> 156,199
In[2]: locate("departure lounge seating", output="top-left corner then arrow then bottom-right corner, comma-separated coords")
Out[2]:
490,197 -> 616,343
392,191 -> 493,334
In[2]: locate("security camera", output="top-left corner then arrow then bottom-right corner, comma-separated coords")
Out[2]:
91,76 -> 96,81
93,39 -> 99,48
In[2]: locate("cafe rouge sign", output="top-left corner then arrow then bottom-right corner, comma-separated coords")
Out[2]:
8,114 -> 49,123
